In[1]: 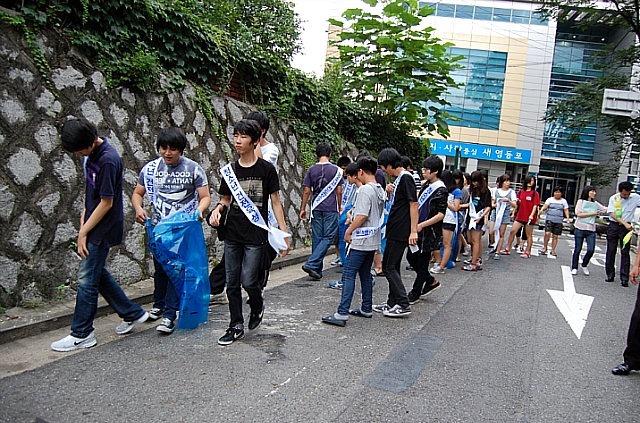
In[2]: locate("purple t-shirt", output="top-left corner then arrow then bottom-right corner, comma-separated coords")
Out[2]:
302,162 -> 341,212
83,138 -> 124,248
375,168 -> 386,187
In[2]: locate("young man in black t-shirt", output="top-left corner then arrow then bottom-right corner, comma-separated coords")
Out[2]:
209,119 -> 290,345
372,148 -> 418,317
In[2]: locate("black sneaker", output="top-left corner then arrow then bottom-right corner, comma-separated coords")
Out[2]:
218,325 -> 244,345
248,307 -> 264,330
408,291 -> 421,304
302,265 -> 322,280
421,281 -> 441,297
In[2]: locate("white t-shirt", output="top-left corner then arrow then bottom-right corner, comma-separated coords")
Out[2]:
261,143 -> 279,168
494,188 -> 517,215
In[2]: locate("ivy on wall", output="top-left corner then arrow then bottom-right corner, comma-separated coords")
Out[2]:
2,0 -> 428,163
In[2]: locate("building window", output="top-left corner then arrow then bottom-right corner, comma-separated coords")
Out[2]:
542,27 -> 608,162
441,48 -> 507,131
425,3 -> 547,26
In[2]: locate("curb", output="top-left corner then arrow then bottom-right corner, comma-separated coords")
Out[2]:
0,246 -> 333,345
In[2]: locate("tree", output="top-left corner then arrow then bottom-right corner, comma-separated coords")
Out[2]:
328,0 -> 462,138
536,0 -> 640,186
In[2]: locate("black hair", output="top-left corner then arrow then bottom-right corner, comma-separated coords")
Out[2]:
156,127 -> 187,153
345,162 -> 359,176
441,170 -> 458,193
422,155 -> 444,178
245,110 -> 270,132
522,174 -> 536,190
497,174 -> 511,189
580,185 -> 595,201
470,170 -> 487,195
357,155 -> 378,175
401,155 -> 413,170
337,156 -> 352,168
315,142 -> 332,158
356,150 -> 372,160
233,119 -> 262,145
619,181 -> 634,192
553,186 -> 564,194
452,169 -> 464,189
463,172 -> 471,186
60,118 -> 98,152
377,148 -> 403,168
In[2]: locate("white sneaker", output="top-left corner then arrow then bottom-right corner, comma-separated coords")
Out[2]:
581,266 -> 590,276
431,266 -> 445,274
209,293 -> 228,304
51,332 -> 97,352
571,268 -> 578,275
330,256 -> 342,266
115,311 -> 149,335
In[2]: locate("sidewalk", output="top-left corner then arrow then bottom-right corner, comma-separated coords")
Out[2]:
0,246 -> 329,345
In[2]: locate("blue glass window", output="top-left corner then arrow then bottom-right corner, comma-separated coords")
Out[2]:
474,7 -> 492,21
493,8 -> 511,22
456,5 -> 474,19
530,12 -> 548,26
543,31 -> 606,163
428,3 -> 547,26
440,48 -> 507,130
511,10 -> 531,24
437,4 -> 455,17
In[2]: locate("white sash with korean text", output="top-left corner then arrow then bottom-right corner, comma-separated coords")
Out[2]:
311,165 -> 343,217
418,180 -> 446,210
220,163 -> 290,252
468,200 -> 486,230
493,200 -> 507,244
341,182 -> 356,210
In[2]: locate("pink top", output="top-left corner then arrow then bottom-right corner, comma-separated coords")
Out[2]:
574,199 -> 607,232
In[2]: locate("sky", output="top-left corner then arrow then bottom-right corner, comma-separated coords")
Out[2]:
291,0 -> 367,76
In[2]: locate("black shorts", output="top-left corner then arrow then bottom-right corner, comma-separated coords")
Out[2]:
545,221 -> 563,236
442,222 -> 456,232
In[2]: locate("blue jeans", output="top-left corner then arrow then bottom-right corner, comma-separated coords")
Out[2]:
152,258 -> 180,321
305,211 -> 339,276
71,243 -> 145,338
338,249 -> 375,315
572,228 -> 596,270
224,241 -> 264,326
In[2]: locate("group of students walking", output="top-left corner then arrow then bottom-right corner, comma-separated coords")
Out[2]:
48,113 -> 640,373
51,112 -> 289,351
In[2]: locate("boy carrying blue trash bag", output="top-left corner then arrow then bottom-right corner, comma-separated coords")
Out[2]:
131,127 -> 211,333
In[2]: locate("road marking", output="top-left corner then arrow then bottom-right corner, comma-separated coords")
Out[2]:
547,265 -> 594,339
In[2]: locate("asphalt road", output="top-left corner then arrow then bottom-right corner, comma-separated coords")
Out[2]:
1,228 -> 639,423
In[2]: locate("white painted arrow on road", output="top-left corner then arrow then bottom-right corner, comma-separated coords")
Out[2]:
547,265 -> 594,339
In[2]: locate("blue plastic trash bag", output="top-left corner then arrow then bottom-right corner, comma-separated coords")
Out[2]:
146,212 -> 210,330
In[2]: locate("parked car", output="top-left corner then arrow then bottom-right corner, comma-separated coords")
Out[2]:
538,207 -> 575,235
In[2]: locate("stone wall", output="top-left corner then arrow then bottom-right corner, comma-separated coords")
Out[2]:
0,21 -> 309,308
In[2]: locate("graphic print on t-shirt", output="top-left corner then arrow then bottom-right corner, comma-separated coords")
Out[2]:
234,177 -> 264,211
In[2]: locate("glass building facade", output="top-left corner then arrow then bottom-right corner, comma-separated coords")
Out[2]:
442,48 -> 508,130
541,29 -> 607,161
419,2 -> 548,25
